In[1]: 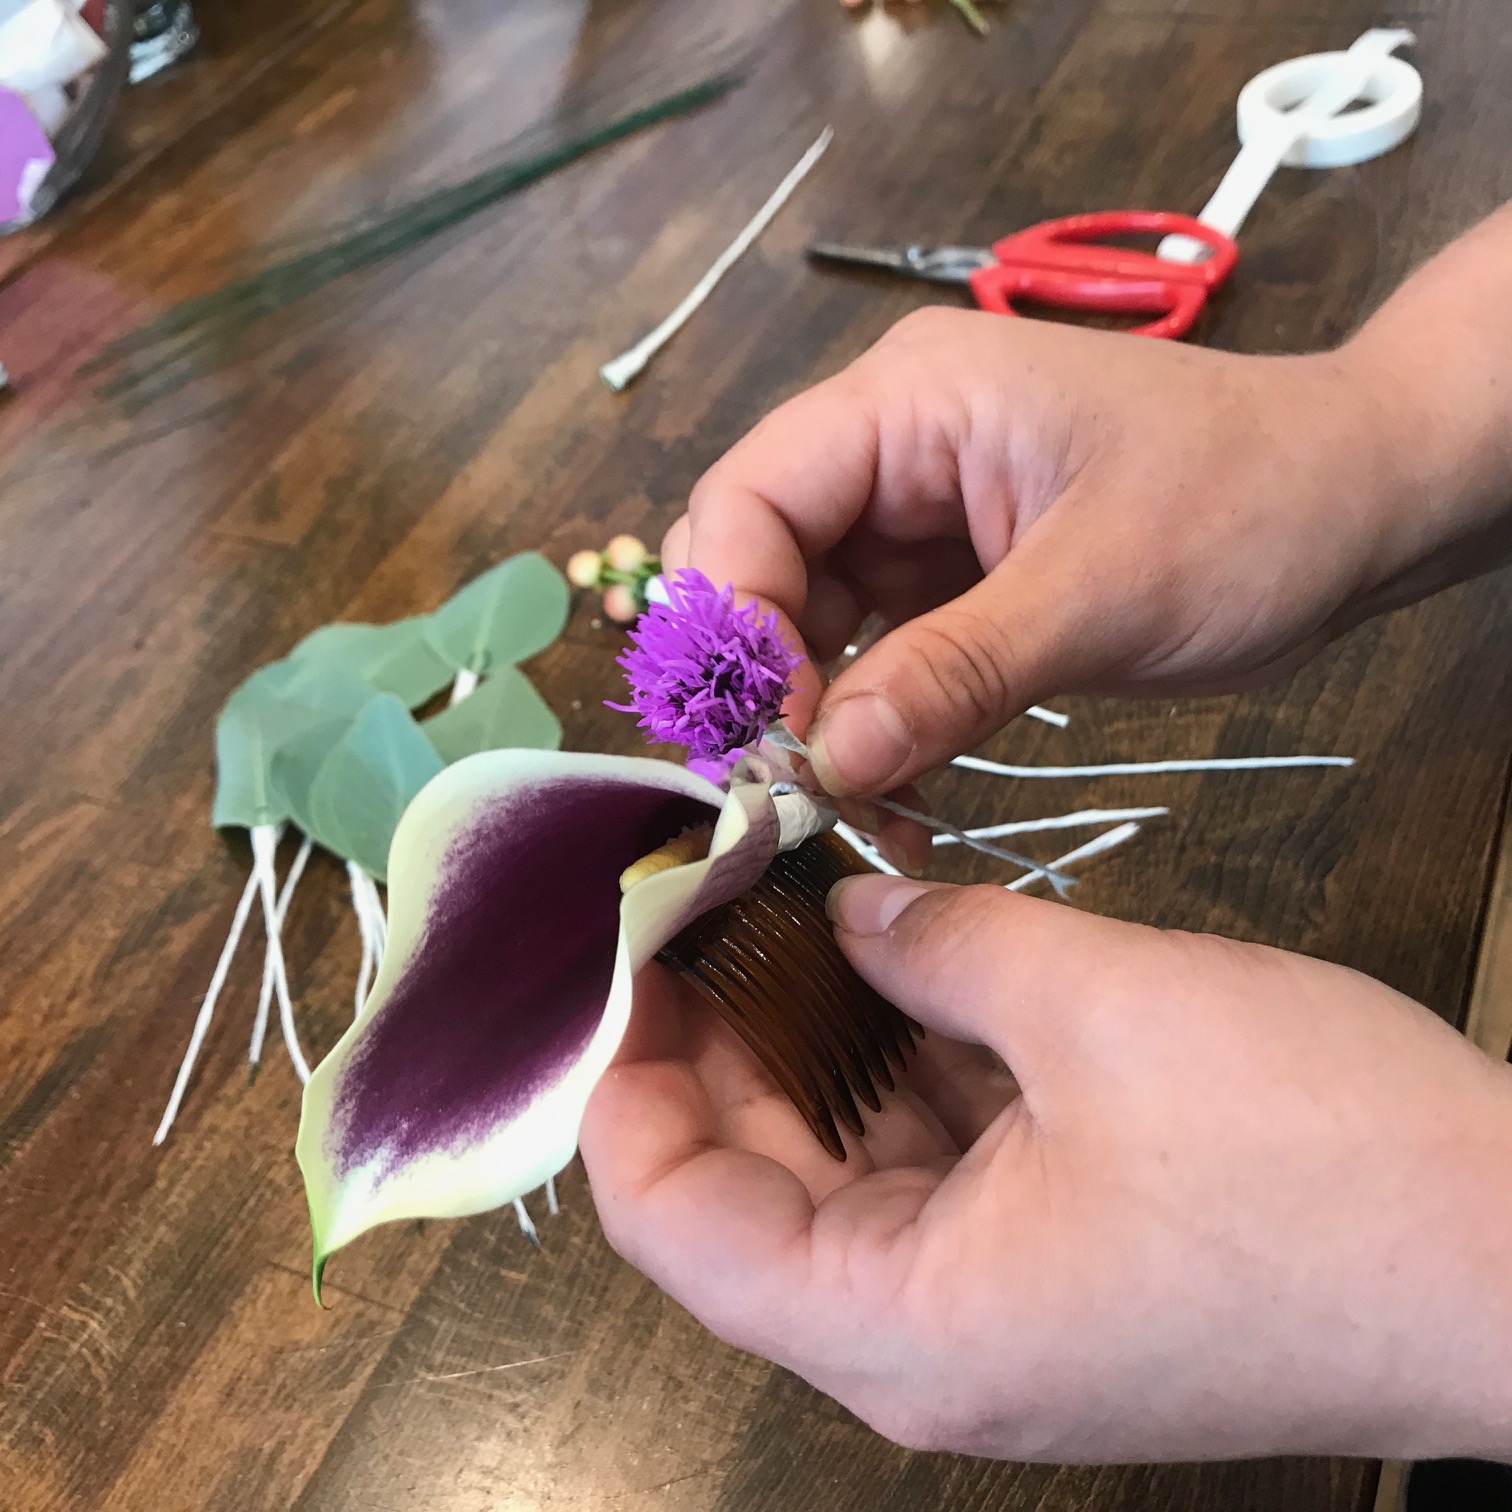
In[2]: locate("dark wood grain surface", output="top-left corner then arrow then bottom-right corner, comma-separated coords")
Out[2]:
3,1 -> 1511,1508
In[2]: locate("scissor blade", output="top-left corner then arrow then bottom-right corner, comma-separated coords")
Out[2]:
806,241 -> 989,285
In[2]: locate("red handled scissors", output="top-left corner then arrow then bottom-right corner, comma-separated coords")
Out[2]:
807,211 -> 1238,340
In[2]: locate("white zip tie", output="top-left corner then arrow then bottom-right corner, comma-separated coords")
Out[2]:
249,833 -> 313,1070
599,127 -> 834,392
1007,821 -> 1142,894
833,820 -> 904,876
154,863 -> 261,1145
513,1197 -> 540,1246
1025,705 -> 1069,728
250,824 -> 311,1084
545,1176 -> 560,1217
450,668 -> 479,704
953,753 -> 1353,779
932,805 -> 1169,846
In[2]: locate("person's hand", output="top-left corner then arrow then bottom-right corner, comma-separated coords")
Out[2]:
580,877 -> 1512,1462
664,262 -> 1512,800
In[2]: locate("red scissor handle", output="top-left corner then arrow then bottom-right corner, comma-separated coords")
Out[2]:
967,211 -> 1238,340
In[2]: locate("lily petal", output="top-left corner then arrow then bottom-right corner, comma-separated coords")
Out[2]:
297,750 -> 811,1295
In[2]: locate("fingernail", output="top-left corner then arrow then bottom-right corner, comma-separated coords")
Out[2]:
826,874 -> 932,935
810,694 -> 913,797
873,834 -> 924,878
890,823 -> 934,876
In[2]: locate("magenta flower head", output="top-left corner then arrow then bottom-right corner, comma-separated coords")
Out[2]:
609,568 -> 802,761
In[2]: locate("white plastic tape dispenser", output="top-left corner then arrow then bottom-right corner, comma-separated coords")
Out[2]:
1160,28 -> 1422,263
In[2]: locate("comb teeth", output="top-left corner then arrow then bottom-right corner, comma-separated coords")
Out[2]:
657,831 -> 920,1159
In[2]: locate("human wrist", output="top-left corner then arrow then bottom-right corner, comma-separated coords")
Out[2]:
1328,294 -> 1512,620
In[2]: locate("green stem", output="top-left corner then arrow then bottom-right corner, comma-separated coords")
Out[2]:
948,0 -> 989,35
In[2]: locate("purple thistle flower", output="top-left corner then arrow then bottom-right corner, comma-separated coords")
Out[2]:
609,569 -> 802,761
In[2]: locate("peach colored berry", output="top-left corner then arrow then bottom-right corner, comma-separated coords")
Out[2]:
566,550 -> 604,589
602,583 -> 641,624
604,534 -> 648,573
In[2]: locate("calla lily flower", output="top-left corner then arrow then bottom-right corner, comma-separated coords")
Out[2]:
296,747 -> 829,1298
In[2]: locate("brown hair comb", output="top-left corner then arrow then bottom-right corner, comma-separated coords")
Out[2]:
655,831 -> 920,1159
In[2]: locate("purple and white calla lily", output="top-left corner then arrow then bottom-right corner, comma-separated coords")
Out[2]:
296,747 -> 830,1298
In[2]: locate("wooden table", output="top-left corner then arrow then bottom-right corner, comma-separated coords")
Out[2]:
3,1 -> 1510,1508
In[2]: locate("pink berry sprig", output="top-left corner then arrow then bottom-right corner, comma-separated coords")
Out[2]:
566,535 -> 663,624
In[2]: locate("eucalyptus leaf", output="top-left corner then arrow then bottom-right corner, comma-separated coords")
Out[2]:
212,661 -> 377,831
269,717 -> 369,843
424,553 -> 569,676
304,695 -> 444,880
289,618 -> 455,710
422,666 -> 563,764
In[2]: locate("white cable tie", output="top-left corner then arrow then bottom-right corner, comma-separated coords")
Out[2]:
1007,821 -> 1142,894
450,668 -> 479,704
154,862 -> 261,1145
599,127 -> 834,392
251,824 -> 311,1084
953,753 -> 1352,779
1160,29 -> 1418,262
249,833 -> 313,1069
933,806 -> 1169,846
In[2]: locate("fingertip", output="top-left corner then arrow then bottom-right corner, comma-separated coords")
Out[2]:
829,881 -> 1069,1061
780,656 -> 824,741
661,515 -> 691,571
827,874 -> 938,935
809,691 -> 915,797
877,796 -> 932,875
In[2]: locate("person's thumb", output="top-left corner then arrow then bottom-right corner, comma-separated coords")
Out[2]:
805,554 -> 1074,797
826,875 -> 1106,1090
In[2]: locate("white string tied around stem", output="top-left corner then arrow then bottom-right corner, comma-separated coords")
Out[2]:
348,861 -> 378,1021
1024,705 -> 1069,728
1007,821 -> 1143,894
362,871 -> 388,957
513,1197 -> 540,1245
249,833 -> 314,1070
952,753 -> 1352,780
155,860 -> 262,1146
763,723 -> 1074,894
834,820 -> 904,876
599,126 -> 835,392
869,795 -> 1076,897
931,806 -> 1169,846
250,824 -> 311,1083
347,866 -> 389,1020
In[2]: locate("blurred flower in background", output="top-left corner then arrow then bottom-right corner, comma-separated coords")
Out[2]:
0,0 -> 196,234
